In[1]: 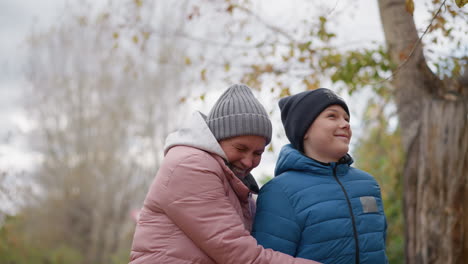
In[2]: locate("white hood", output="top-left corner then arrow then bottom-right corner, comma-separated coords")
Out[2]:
164,111 -> 227,160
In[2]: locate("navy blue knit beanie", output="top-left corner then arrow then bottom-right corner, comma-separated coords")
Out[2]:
278,88 -> 350,153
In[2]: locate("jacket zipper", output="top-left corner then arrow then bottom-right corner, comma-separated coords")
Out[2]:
333,165 -> 359,264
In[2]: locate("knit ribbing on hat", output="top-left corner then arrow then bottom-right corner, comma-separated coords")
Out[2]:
278,88 -> 349,152
207,84 -> 272,144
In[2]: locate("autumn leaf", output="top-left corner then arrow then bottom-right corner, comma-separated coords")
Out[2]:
78,16 -> 87,26
279,87 -> 291,98
200,93 -> 206,101
455,0 -> 467,7
399,51 -> 409,60
132,35 -> 139,44
303,79 -> 319,91
201,69 -> 207,81
405,0 -> 415,15
226,4 -> 235,13
319,16 -> 327,24
184,57 -> 192,65
264,64 -> 274,73
267,144 -> 274,152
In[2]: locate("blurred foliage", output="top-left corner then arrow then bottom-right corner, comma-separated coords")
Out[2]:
218,0 -> 466,95
0,214 -> 133,264
258,174 -> 273,186
0,214 -> 83,264
354,102 -> 405,264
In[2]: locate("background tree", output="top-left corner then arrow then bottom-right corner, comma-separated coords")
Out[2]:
378,0 -> 467,263
12,1 -> 195,263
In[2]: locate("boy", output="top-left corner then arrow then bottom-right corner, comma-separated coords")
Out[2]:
253,88 -> 388,264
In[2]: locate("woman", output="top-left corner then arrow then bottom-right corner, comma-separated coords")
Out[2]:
129,84 -> 320,264
253,88 -> 388,264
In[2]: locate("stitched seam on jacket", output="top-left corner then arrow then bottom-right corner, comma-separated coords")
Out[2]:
166,150 -> 222,188
362,248 -> 386,253
315,252 -> 354,262
253,231 -> 299,245
296,198 -> 346,215
300,234 -> 355,246
275,180 -> 303,229
302,216 -> 352,230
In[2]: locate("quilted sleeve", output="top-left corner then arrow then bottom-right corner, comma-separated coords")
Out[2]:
253,179 -> 302,257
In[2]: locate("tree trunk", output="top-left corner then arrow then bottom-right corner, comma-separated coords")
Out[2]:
378,0 -> 468,263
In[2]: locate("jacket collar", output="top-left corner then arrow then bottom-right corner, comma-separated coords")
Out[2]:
275,144 -> 353,177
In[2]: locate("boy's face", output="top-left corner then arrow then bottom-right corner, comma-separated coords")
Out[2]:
219,135 -> 266,178
303,105 -> 352,163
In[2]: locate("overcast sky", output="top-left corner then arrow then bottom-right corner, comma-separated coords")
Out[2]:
0,0 -> 65,171
0,0 -> 386,176
2,0 -> 438,174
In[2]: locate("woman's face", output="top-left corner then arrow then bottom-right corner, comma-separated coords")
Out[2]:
219,135 -> 266,178
303,105 -> 352,163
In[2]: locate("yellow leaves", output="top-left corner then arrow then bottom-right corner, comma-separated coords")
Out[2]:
184,57 -> 192,65
297,41 -> 311,52
455,0 -> 467,7
132,35 -> 139,44
289,46 -> 295,58
398,51 -> 409,61
405,0 -> 415,15
78,16 -> 87,26
179,93 -> 206,103
113,32 -> 119,39
134,0 -> 143,7
263,64 -> 274,73
267,144 -> 274,153
226,4 -> 235,14
200,69 -> 207,81
303,79 -> 320,91
188,6 -> 200,20
100,12 -> 110,21
319,16 -> 327,24
279,87 -> 291,98
224,63 -> 230,72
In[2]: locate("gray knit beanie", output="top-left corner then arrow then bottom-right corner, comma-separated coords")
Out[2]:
206,84 -> 272,145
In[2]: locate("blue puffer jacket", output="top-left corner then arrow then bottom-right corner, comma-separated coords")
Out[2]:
253,145 -> 388,264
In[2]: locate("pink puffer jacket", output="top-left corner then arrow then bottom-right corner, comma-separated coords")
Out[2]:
129,112 -> 319,264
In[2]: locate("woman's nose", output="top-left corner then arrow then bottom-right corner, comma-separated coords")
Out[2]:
240,156 -> 253,168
